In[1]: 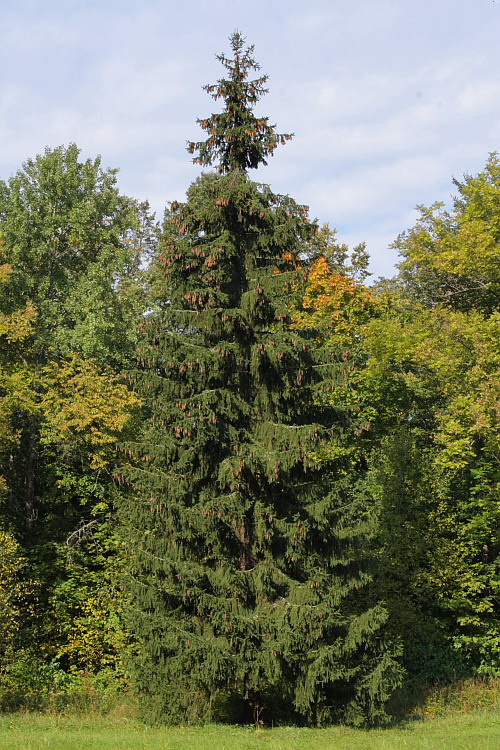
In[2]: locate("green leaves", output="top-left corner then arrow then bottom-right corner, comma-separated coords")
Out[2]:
0,144 -> 151,700
395,153 -> 500,314
357,158 -> 500,678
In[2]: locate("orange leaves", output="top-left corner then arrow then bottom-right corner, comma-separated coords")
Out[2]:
293,256 -> 378,345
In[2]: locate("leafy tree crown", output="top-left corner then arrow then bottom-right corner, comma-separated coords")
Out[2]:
187,31 -> 293,173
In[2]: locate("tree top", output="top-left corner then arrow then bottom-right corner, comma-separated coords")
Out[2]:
187,31 -> 293,174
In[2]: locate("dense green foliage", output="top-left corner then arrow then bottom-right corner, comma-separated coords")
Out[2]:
187,32 -> 292,173
119,33 -> 401,726
0,145 -> 151,705
300,157 -> 500,683
0,32 -> 498,727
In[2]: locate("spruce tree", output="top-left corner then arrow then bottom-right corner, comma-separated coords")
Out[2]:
120,32 -> 401,726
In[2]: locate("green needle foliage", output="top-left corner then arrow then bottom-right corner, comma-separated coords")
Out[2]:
120,32 -> 401,727
187,31 -> 293,173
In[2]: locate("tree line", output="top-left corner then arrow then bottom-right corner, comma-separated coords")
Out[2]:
0,33 -> 498,726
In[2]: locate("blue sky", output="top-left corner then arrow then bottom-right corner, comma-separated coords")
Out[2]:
1,0 -> 499,277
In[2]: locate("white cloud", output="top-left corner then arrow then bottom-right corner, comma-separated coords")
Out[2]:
457,82 -> 500,114
286,0 -> 401,38
0,0 -> 499,279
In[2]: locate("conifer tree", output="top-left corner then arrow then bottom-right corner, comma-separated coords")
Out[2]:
120,32 -> 401,726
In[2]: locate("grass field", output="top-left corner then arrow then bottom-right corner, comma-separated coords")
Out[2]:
0,710 -> 498,750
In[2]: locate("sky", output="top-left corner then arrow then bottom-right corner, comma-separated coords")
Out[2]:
0,0 -> 499,278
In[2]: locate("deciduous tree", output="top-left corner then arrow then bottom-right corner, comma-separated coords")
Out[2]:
0,145 -> 149,694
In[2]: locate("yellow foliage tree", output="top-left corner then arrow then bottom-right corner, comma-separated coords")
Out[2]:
293,255 -> 379,347
41,355 -> 141,469
0,263 -> 38,496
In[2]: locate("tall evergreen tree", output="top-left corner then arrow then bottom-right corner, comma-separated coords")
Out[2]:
121,32 -> 401,726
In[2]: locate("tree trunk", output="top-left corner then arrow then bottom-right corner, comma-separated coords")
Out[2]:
23,418 -> 38,532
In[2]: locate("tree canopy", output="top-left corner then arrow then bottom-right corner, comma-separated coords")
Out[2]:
0,35 -> 497,727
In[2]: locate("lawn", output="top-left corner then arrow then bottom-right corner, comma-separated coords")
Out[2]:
0,711 -> 498,750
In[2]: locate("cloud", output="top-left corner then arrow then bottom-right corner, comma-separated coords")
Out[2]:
0,0 -> 499,279
286,0 -> 401,38
457,82 -> 500,115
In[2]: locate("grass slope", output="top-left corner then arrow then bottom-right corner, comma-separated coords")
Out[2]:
0,711 -> 498,750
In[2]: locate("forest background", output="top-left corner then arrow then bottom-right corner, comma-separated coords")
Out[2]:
0,29 -> 498,727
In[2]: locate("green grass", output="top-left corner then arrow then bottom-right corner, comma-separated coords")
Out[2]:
0,711 -> 498,750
